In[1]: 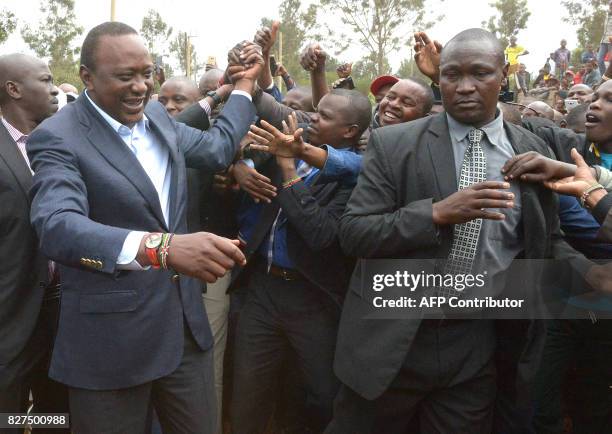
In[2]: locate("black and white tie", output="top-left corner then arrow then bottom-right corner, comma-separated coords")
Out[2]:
440,128 -> 487,297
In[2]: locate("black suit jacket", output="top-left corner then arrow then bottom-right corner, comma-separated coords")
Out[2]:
237,158 -> 354,306
334,113 -> 583,400
0,122 -> 48,387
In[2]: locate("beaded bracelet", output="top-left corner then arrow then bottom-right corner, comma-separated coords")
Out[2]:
580,183 -> 605,209
157,232 -> 174,270
282,176 -> 302,189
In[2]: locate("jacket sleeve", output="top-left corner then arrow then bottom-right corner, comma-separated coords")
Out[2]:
177,93 -> 256,172
277,181 -> 352,252
339,129 -> 441,258
28,128 -> 130,274
254,91 -> 312,129
174,102 -> 210,131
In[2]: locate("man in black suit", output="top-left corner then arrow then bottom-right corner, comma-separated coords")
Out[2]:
0,53 -> 69,433
327,28 -> 582,434
27,22 -> 262,434
229,89 -> 371,433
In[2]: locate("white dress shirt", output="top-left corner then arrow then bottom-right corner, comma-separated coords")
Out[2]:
85,90 -> 252,269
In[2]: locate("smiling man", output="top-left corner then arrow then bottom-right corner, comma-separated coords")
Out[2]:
327,28 -> 580,434
26,22 -> 262,434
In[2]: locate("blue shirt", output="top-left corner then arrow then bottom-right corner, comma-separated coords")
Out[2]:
600,152 -> 612,170
237,148 -> 358,269
263,84 -> 283,103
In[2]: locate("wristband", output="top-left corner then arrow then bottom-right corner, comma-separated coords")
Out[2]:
207,91 -> 222,105
580,183 -> 605,208
157,233 -> 174,270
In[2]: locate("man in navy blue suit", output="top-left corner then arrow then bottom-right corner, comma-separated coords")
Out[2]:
27,22 -> 262,434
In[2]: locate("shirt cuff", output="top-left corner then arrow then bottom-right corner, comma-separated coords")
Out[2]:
199,98 -> 212,116
116,231 -> 150,270
231,90 -> 252,102
265,83 -> 275,90
239,158 -> 255,169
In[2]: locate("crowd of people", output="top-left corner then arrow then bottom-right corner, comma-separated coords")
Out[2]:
1,6 -> 612,434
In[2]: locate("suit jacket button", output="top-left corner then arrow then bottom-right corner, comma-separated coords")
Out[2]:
172,274 -> 180,283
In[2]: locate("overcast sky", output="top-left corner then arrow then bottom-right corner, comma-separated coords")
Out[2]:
2,0 -> 579,76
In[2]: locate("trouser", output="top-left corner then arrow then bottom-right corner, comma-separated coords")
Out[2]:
326,320 -> 497,434
532,319 -> 612,434
203,273 -> 231,434
0,294 -> 69,434
230,268 -> 340,434
598,43 -> 611,75
69,325 -> 216,434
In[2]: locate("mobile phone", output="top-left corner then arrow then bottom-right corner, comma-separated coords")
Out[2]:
565,99 -> 579,111
154,55 -> 163,73
270,55 -> 278,76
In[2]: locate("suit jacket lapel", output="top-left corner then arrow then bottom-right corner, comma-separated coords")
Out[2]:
147,108 -> 183,232
0,123 -> 32,199
426,114 -> 458,200
505,123 -> 546,257
77,96 -> 168,230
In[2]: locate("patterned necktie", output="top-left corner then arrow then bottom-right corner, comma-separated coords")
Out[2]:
439,128 -> 487,297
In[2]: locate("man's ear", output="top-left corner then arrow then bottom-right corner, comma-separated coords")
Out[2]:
5,81 -> 21,100
80,65 -> 93,90
343,124 -> 360,140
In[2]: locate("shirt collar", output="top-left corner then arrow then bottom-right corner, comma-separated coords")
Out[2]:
1,117 -> 27,144
446,110 -> 505,147
84,90 -> 149,136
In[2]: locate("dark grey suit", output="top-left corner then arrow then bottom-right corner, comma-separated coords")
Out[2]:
0,121 -> 68,433
328,113 -> 582,434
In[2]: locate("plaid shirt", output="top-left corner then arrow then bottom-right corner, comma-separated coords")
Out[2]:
1,117 -> 31,171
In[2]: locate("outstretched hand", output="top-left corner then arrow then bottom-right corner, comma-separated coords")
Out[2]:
543,148 -> 598,197
414,31 -> 442,84
248,113 -> 306,159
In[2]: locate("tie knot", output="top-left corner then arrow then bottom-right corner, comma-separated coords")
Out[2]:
468,128 -> 483,145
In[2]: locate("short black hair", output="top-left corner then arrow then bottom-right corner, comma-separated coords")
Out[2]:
442,28 -> 505,68
80,22 -> 138,71
329,88 -> 372,137
403,77 -> 435,115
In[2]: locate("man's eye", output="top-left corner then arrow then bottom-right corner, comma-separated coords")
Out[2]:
118,75 -> 132,81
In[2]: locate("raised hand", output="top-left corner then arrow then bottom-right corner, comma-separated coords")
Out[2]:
254,21 -> 280,54
226,41 -> 265,86
432,181 -> 515,225
300,43 -> 327,72
336,63 -> 352,79
414,31 -> 443,83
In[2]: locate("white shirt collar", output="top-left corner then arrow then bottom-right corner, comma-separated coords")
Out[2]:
84,90 -> 149,135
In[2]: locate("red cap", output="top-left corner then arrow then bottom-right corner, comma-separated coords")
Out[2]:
370,75 -> 399,96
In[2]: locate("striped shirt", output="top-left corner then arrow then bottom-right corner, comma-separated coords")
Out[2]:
1,117 -> 31,170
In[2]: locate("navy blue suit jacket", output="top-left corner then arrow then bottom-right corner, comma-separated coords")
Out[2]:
27,93 -> 255,390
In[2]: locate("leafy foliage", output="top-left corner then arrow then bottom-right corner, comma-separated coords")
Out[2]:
21,0 -> 83,88
0,9 -> 17,45
483,0 -> 531,47
562,0 -> 610,48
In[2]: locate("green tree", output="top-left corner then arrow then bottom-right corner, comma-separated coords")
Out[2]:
562,0 -> 609,48
169,31 -> 198,78
0,9 -> 17,45
21,0 -> 83,87
260,0 -> 319,86
140,9 -> 173,61
317,0 -> 442,76
483,0 -> 531,47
